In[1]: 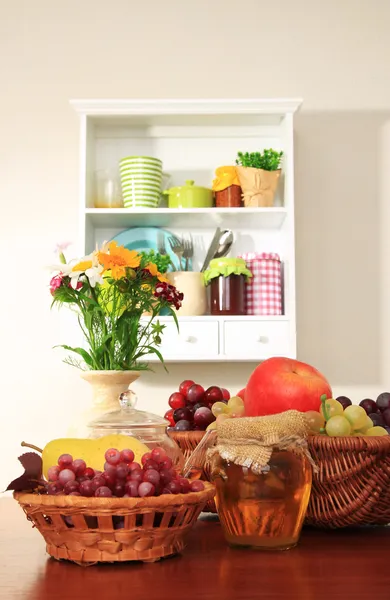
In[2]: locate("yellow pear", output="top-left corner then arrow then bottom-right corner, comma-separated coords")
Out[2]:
41,435 -> 149,479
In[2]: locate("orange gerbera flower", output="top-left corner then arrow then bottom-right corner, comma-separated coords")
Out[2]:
145,262 -> 168,283
97,241 -> 141,279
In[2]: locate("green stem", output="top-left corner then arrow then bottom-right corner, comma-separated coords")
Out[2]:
321,394 -> 330,422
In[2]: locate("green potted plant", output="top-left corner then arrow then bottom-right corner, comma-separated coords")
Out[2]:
235,149 -> 283,207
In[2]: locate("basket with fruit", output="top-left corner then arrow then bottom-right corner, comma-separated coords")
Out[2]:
305,394 -> 390,528
166,380 -> 245,513
10,444 -> 214,565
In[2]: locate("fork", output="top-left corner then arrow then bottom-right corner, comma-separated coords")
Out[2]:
168,236 -> 184,271
158,230 -> 176,271
182,235 -> 194,271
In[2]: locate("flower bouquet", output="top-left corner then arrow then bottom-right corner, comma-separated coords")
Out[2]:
49,241 -> 184,414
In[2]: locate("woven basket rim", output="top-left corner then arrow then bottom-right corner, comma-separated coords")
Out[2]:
308,433 -> 390,450
14,482 -> 215,509
168,430 -> 206,441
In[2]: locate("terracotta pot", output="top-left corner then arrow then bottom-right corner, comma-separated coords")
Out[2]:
235,166 -> 281,207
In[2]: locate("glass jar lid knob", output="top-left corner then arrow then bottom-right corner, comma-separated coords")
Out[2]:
119,389 -> 138,411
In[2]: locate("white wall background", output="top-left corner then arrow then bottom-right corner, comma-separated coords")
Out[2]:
1,0 -> 390,488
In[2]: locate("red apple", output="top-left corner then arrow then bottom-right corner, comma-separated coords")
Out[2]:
168,392 -> 186,410
179,380 -> 195,398
221,388 -> 230,401
187,384 -> 205,404
237,388 -> 245,401
245,357 -> 332,416
204,386 -> 223,406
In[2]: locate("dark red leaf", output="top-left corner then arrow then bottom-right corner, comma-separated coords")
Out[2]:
5,452 -> 43,492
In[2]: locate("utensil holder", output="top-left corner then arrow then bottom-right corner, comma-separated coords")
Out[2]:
166,272 -> 207,316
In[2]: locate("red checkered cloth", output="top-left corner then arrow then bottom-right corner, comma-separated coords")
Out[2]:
239,253 -> 282,315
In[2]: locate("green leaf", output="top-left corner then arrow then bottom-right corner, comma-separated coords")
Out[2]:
54,345 -> 94,367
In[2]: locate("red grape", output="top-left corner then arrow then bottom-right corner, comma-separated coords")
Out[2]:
138,482 -> 155,497
47,482 -> 63,495
192,402 -> 206,412
104,448 -> 121,465
174,419 -> 191,431
143,459 -> 159,471
162,487 -> 173,494
120,449 -> 135,464
371,413 -> 385,426
166,480 -> 181,494
47,465 -> 60,482
204,386 -> 223,406
84,467 -> 95,479
336,396 -> 352,410
71,459 -> 86,476
129,469 -> 143,483
141,452 -> 152,465
187,384 -> 205,404
58,454 -> 73,469
64,480 -> 80,495
95,486 -> 112,498
113,482 -> 126,497
151,447 -> 167,464
173,407 -> 192,423
91,476 -> 106,492
178,477 -> 190,494
125,480 -> 139,497
381,409 -> 390,426
103,472 -> 116,489
164,409 -> 175,427
58,469 -> 76,486
359,399 -> 378,415
377,392 -> 390,412
159,457 -> 173,470
190,480 -> 205,492
104,463 -> 117,476
160,468 -> 175,486
143,469 -> 160,487
179,379 -> 195,397
221,388 -> 230,401
168,392 -> 186,410
77,475 -> 88,484
79,480 -> 94,497
116,463 -> 129,479
128,462 -> 141,472
193,407 -> 214,429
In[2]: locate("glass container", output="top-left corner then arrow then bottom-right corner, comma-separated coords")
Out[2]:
204,258 -> 252,316
88,389 -> 184,469
211,450 -> 312,550
94,168 -> 123,208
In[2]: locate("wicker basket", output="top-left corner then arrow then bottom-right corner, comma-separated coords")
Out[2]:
168,430 -> 217,513
14,483 -> 215,565
306,434 -> 390,528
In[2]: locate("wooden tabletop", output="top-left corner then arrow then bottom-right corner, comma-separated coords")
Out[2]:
2,497 -> 390,600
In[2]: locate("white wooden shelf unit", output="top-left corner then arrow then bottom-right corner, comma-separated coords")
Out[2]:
71,98 -> 302,363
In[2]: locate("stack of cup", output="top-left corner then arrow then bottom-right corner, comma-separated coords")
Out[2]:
119,156 -> 163,208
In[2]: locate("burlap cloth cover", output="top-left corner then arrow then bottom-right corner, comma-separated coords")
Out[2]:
236,166 -> 281,207
208,410 -> 315,474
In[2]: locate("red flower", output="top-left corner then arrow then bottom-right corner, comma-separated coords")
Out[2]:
50,274 -> 82,296
154,282 -> 184,310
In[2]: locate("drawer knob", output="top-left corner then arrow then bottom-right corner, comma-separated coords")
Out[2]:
184,335 -> 196,343
257,336 -> 268,343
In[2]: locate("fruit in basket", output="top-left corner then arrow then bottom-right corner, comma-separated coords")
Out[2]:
187,384 -> 205,404
168,392 -> 186,409
366,426 -> 388,436
221,388 -> 230,401
41,435 -> 149,479
369,412 -> 385,426
336,396 -> 352,409
167,380 -> 233,430
244,357 -> 332,416
194,407 -> 214,428
359,398 -> 378,414
320,399 -> 344,420
376,392 -> 390,412
173,407 -> 192,423
305,411 -> 325,433
343,405 -> 367,430
204,386 -> 224,406
326,415 -> 352,437
179,379 -> 195,397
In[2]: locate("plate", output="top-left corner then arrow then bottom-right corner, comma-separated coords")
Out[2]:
110,226 -> 186,271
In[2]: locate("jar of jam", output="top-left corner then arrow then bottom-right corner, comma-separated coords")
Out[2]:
212,166 -> 243,208
204,258 -> 252,316
210,411 -> 313,550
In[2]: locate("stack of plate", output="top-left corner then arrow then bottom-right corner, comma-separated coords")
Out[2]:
119,156 -> 163,208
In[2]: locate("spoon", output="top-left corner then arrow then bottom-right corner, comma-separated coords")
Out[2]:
212,229 -> 234,260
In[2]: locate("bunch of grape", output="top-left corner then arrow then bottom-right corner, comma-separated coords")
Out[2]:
337,392 -> 390,431
45,447 -> 205,498
165,379 -> 232,432
306,395 -> 389,437
206,396 -> 245,431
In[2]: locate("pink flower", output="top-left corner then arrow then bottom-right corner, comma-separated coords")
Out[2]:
50,274 -> 64,296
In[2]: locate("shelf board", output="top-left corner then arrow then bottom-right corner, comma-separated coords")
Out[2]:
85,207 -> 287,229
141,315 -> 288,322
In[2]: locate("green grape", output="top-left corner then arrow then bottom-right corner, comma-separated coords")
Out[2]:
206,421 -> 217,431
227,396 -> 245,416
305,411 -> 325,433
212,402 -> 229,418
355,415 -> 373,434
216,414 -> 231,424
325,415 -> 352,437
366,426 -> 389,436
343,405 -> 367,430
320,399 -> 344,421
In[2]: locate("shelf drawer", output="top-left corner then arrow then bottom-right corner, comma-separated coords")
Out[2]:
223,320 -> 290,358
156,319 -> 219,358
